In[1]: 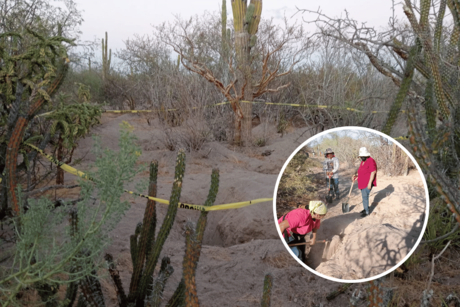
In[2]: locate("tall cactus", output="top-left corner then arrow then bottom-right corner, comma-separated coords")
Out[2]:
220,0 -> 230,84
129,161 -> 158,301
102,31 -> 111,82
370,0 -> 460,239
182,169 -> 219,307
231,0 -> 263,145
137,150 -> 186,304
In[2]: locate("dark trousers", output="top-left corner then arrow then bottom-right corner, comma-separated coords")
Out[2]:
326,178 -> 339,197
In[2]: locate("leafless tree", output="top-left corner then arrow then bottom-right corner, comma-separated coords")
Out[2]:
155,6 -> 310,145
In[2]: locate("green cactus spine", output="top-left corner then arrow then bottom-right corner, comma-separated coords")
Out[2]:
166,279 -> 185,307
424,78 -> 437,140
63,208 -> 80,307
102,31 -> 111,81
183,222 -> 199,306
138,150 -> 186,303
78,269 -> 106,307
105,254 -> 128,307
130,222 -> 143,273
382,45 -> 418,135
182,169 -> 219,307
434,0 -> 447,53
129,161 -> 159,301
146,257 -> 174,307
146,162 -> 159,262
261,273 -> 273,307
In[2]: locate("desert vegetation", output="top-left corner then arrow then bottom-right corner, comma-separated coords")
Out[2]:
1,0 -> 460,306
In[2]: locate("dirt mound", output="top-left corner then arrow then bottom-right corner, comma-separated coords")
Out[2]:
317,224 -> 417,279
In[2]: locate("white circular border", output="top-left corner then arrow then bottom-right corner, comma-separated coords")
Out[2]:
272,126 -> 430,283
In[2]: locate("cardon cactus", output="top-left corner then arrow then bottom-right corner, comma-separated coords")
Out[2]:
101,31 -> 111,81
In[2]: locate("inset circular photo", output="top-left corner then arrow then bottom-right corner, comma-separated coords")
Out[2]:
273,127 -> 429,282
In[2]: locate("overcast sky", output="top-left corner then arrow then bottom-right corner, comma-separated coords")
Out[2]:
74,0 -> 403,53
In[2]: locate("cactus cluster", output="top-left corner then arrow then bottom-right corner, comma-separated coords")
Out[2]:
380,1 -> 460,232
26,150 -> 273,306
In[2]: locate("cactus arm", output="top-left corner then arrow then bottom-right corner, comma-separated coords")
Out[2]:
434,0 -> 447,53
182,169 -> 219,307
78,271 -> 106,307
419,0 -> 431,32
28,58 -> 69,118
5,116 -> 28,213
403,1 -> 452,118
165,279 -> 185,307
231,0 -> 247,32
105,254 -> 128,307
407,101 -> 460,227
147,257 -> 174,307
248,0 -> 262,35
183,223 -> 199,307
382,45 -> 418,135
424,78 -> 436,140
138,150 -> 186,302
261,273 -> 273,307
128,161 -> 158,301
222,0 -> 227,43
130,222 -> 142,278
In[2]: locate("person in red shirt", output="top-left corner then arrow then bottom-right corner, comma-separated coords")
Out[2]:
352,147 -> 377,217
278,201 -> 328,259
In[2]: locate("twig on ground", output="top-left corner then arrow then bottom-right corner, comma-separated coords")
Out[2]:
426,240 -> 451,291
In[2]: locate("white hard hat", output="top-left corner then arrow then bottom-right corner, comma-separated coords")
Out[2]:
358,147 -> 371,157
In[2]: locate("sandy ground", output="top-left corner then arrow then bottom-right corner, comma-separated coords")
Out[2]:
304,165 -> 426,280
37,113 -> 428,306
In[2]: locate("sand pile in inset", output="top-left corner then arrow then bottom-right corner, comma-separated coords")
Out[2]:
322,235 -> 341,260
316,224 -> 418,279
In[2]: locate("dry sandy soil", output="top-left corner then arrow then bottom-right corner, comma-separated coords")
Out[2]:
298,163 -> 427,280
36,113 -> 429,306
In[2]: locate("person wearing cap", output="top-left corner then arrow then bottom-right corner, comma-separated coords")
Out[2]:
352,147 -> 377,217
323,148 -> 340,199
278,201 -> 328,260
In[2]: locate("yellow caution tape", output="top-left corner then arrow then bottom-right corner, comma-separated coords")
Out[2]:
26,144 -> 94,181
35,100 -> 422,117
24,144 -> 272,211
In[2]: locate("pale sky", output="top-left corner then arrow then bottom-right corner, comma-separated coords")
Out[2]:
74,0 -> 403,53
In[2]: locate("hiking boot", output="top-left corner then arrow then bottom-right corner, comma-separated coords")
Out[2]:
360,209 -> 366,214
360,211 -> 369,217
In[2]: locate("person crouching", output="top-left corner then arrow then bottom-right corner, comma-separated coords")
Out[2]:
278,201 -> 328,260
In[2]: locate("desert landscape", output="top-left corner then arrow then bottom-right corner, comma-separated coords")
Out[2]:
23,114 -> 425,306
2,0 -> 460,306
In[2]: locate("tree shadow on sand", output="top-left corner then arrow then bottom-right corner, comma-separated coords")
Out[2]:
369,184 -> 395,213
